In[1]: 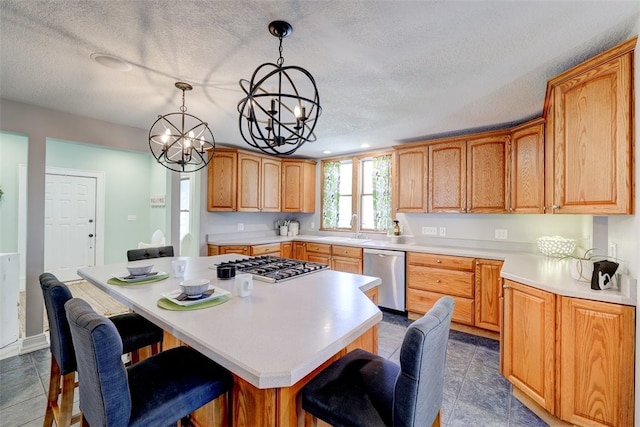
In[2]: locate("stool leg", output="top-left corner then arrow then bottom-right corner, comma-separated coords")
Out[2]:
43,357 -> 61,427
57,372 -> 76,426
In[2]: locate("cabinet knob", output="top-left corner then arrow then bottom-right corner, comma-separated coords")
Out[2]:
436,259 -> 441,263
503,284 -> 509,289
552,204 -> 560,210
436,279 -> 441,283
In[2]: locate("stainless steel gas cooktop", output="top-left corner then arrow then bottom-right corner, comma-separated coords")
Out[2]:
216,256 -> 329,283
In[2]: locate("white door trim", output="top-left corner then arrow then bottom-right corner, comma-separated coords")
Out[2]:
45,167 -> 105,267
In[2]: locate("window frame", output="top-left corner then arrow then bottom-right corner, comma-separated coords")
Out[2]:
320,150 -> 393,234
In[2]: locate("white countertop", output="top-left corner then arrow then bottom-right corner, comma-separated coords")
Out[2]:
78,254 -> 382,389
208,234 -> 636,306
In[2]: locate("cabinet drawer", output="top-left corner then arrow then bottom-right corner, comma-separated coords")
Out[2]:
331,245 -> 362,258
407,265 -> 474,297
250,243 -> 281,256
407,288 -> 474,326
305,243 -> 331,254
407,252 -> 475,271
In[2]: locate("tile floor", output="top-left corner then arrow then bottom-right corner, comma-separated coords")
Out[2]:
0,311 -> 548,426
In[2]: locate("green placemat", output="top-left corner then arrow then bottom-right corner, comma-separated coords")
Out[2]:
108,273 -> 170,286
157,294 -> 231,311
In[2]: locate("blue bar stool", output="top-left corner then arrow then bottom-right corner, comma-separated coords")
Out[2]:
40,273 -> 163,427
302,296 -> 454,427
65,298 -> 233,427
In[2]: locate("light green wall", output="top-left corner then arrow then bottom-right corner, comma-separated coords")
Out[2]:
0,132 -> 28,253
46,138 -> 167,263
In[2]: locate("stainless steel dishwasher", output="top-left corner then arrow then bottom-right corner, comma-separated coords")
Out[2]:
363,248 -> 405,312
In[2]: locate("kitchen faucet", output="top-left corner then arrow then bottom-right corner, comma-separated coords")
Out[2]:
352,214 -> 361,239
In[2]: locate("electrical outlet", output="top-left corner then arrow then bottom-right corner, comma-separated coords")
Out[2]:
311,222 -> 315,229
495,229 -> 508,240
127,215 -> 136,221
422,226 -> 437,235
237,223 -> 244,231
439,227 -> 446,237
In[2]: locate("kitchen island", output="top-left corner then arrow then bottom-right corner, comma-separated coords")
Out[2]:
78,254 -> 382,426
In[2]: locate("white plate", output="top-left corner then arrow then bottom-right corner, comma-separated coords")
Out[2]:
162,287 -> 231,306
113,271 -> 166,283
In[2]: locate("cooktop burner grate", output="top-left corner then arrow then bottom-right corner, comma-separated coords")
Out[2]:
215,256 -> 329,283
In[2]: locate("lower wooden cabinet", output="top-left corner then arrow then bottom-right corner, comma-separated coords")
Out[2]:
559,296 -> 634,427
501,279 -> 635,427
295,242 -> 363,274
475,259 -> 503,332
502,280 -> 556,413
331,245 -> 363,274
406,252 -> 476,326
218,245 -> 249,255
249,243 -> 281,256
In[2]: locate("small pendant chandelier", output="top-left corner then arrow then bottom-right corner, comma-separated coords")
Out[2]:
238,20 -> 321,156
149,82 -> 215,173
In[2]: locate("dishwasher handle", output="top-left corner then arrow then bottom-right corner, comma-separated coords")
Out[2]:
363,248 -> 406,258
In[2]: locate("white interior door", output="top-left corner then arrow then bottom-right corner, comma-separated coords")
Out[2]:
44,173 -> 97,281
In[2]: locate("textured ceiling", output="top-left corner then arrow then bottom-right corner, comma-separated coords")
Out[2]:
1,1 -> 639,158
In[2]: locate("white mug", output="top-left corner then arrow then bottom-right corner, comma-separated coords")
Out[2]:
171,259 -> 187,278
235,273 -> 253,297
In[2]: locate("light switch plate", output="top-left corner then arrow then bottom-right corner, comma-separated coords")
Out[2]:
439,227 -> 446,237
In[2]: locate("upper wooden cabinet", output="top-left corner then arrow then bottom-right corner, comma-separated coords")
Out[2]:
238,152 -> 281,212
467,135 -> 509,213
510,119 -> 545,213
207,148 -> 237,211
208,148 -> 315,213
545,37 -> 635,214
428,133 -> 509,213
281,159 -> 316,213
393,146 -> 427,213
428,140 -> 466,213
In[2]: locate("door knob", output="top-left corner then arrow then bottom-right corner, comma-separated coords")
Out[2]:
89,234 -> 94,237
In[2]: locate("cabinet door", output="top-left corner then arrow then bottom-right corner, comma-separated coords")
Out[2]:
281,160 -> 316,213
467,136 -> 509,213
502,280 -> 555,413
559,297 -> 634,427
280,242 -> 293,259
207,149 -> 237,211
429,140 -> 466,213
307,253 -> 331,265
510,121 -> 544,213
293,242 -> 307,260
237,153 -> 261,211
261,158 -> 281,212
547,48 -> 633,214
393,147 -> 427,213
332,256 -> 362,274
474,259 -> 503,332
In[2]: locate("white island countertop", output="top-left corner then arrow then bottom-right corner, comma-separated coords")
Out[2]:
78,254 -> 382,389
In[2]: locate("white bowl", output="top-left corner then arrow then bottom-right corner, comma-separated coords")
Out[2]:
126,263 -> 153,276
179,278 -> 210,297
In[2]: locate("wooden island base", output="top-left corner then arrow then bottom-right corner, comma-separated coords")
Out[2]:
165,324 -> 378,427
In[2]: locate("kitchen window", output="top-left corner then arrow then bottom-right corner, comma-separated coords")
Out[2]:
321,152 -> 392,233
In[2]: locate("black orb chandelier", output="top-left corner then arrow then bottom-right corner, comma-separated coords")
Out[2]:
238,20 -> 321,156
149,82 -> 215,173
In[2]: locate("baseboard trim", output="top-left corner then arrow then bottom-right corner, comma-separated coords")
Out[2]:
0,340 -> 21,360
19,333 -> 49,355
